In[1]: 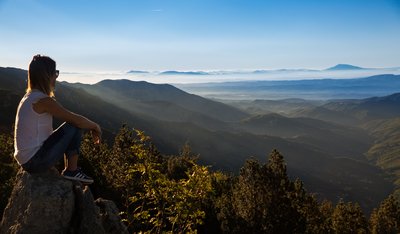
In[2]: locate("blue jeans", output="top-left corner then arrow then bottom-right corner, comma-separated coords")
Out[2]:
22,122 -> 82,173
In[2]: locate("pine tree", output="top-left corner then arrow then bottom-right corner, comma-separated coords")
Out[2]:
318,200 -> 334,233
289,180 -> 333,233
370,195 -> 400,234
218,150 -> 312,233
332,200 -> 368,234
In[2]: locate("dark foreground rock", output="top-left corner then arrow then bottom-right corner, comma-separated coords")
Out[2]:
0,168 -> 128,234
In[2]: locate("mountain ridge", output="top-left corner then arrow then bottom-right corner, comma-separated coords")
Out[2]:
160,71 -> 209,75
67,79 -> 249,123
0,66 -> 397,211
176,74 -> 400,100
122,64 -> 399,75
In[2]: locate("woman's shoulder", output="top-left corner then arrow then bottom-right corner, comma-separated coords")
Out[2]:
25,90 -> 50,101
28,89 -> 49,97
30,95 -> 55,114
22,90 -> 51,107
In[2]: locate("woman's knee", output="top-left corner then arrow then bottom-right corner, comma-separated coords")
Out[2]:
61,122 -> 82,135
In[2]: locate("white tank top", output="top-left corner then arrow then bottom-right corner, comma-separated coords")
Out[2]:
14,90 -> 53,165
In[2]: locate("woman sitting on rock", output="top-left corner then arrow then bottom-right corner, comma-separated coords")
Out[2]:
13,54 -> 101,184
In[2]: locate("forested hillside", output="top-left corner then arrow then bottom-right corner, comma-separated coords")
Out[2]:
1,128 -> 399,233
0,66 -> 398,213
363,118 -> 400,197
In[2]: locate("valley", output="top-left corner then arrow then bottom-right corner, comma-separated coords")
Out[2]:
1,66 -> 399,212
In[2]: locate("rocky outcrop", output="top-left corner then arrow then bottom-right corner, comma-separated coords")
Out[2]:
0,168 -> 128,234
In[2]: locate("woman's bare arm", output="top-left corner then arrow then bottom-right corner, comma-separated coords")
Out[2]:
34,97 -> 102,143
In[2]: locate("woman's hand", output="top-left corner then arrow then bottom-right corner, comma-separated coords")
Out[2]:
91,123 -> 102,144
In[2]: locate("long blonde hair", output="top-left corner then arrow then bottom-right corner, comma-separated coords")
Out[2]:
27,54 -> 56,97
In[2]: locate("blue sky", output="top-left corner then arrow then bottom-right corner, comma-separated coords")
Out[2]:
0,0 -> 399,73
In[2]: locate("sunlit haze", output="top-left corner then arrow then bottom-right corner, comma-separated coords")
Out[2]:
1,0 -> 399,84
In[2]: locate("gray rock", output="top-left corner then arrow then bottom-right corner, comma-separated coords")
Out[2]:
73,184 -> 106,234
0,168 -> 127,234
0,168 -> 75,234
95,198 -> 129,234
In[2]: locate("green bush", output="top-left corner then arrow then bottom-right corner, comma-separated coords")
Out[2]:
0,133 -> 18,222
3,125 -> 399,233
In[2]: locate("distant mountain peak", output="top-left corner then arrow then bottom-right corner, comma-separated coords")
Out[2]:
159,71 -> 209,75
326,64 -> 364,71
127,70 -> 149,74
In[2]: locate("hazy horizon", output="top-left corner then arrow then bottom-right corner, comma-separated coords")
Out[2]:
56,66 -> 400,85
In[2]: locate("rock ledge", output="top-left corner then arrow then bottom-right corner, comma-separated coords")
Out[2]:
0,169 -> 128,234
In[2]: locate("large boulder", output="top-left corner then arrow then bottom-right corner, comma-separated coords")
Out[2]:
0,168 -> 128,234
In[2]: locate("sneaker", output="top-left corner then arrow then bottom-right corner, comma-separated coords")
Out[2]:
62,168 -> 94,184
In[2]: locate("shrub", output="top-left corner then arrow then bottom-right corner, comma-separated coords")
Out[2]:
0,133 -> 18,221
